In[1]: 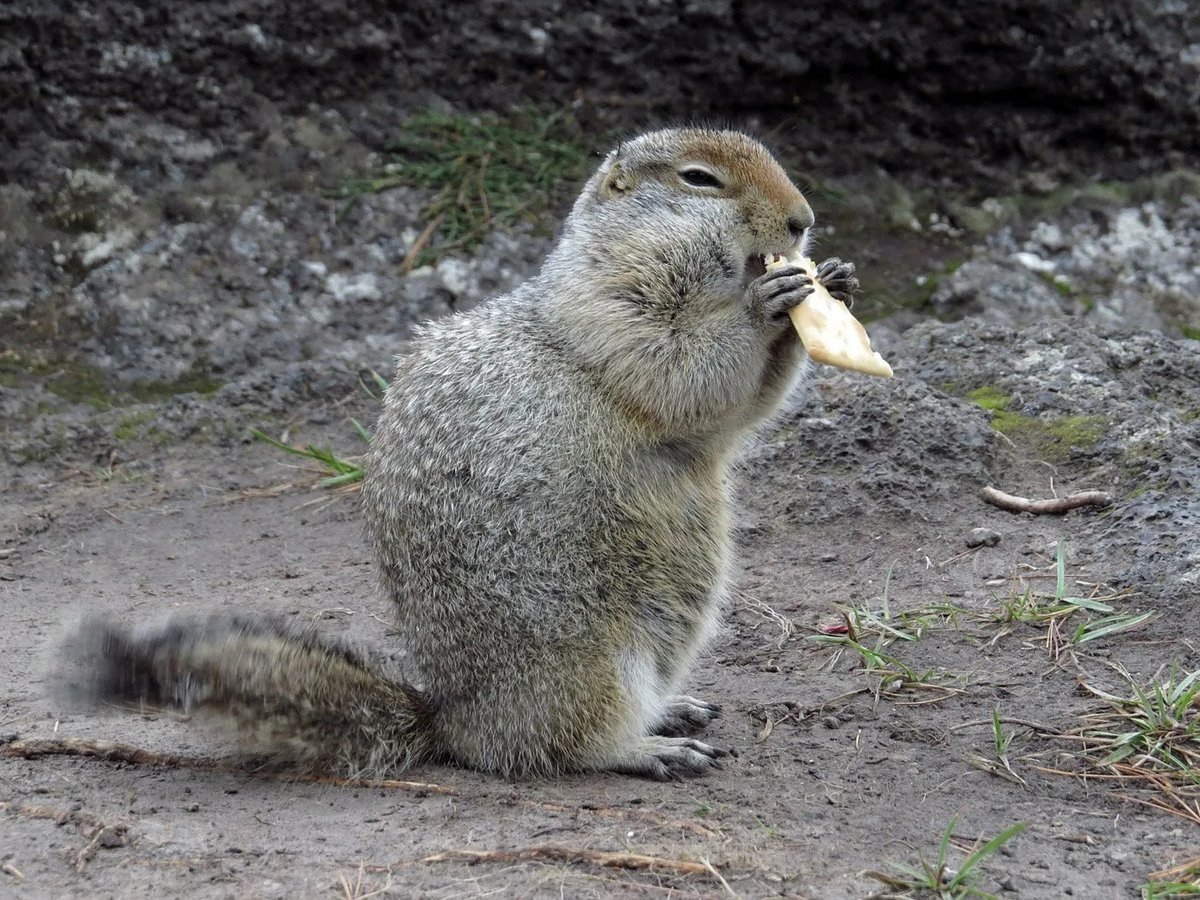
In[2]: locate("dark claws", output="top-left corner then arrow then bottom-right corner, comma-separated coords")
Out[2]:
815,257 -> 859,308
815,257 -> 843,280
748,266 -> 814,324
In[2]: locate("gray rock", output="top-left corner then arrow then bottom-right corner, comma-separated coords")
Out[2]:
967,527 -> 1002,548
930,259 -> 1071,325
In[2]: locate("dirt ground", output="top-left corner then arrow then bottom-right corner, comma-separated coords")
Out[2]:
3,335 -> 1198,898
3,2 -> 1200,897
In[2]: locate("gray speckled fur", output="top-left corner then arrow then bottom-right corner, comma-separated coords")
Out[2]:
64,128 -> 827,781
360,129 -> 818,778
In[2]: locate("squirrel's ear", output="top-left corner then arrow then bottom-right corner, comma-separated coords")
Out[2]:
598,159 -> 632,199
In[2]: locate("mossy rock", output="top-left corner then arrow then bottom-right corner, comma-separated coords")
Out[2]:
0,351 -> 220,411
967,386 -> 1107,461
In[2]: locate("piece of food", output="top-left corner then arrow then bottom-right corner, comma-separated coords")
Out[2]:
767,252 -> 893,378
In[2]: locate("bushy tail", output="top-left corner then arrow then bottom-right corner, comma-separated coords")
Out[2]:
60,614 -> 438,777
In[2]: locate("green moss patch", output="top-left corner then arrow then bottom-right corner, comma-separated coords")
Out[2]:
967,386 -> 1011,412
1034,270 -> 1075,297
114,410 -> 155,441
0,351 -> 220,412
967,386 -> 1107,461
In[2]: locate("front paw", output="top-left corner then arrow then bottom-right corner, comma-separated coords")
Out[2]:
746,265 -> 814,325
814,257 -> 860,307
652,695 -> 721,737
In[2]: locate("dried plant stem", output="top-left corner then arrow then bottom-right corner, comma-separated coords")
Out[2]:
416,846 -> 716,878
2,737 -> 456,795
981,486 -> 1112,515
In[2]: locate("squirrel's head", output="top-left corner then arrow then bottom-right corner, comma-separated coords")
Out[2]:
565,128 -> 814,287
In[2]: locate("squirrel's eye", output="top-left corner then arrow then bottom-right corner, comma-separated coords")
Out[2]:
679,168 -> 725,190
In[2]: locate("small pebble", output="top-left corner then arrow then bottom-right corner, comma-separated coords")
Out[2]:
967,527 -> 1001,548
98,827 -> 127,849
821,715 -> 841,729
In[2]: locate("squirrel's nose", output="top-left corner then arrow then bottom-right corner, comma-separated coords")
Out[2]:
787,202 -> 814,244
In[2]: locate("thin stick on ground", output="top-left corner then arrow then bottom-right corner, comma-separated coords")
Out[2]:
702,856 -> 740,897
4,736 -> 719,837
339,862 -> 394,900
1147,853 -> 1200,884
415,846 -> 716,879
532,799 -> 720,838
947,717 -> 1061,735
4,736 -> 208,768
1,799 -> 111,829
74,825 -> 126,872
981,486 -> 1113,514
399,213 -> 446,273
1,736 -> 457,795
2,800 -> 128,871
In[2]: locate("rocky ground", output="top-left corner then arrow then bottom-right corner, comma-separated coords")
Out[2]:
2,2 -> 1200,898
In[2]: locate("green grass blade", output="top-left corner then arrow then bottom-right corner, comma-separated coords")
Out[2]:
250,428 -> 312,458
251,428 -> 364,484
1062,596 -> 1115,613
317,469 -> 364,488
1055,542 -> 1067,599
349,417 -> 372,445
947,822 -> 1028,887
936,817 -> 955,870
1075,611 -> 1155,644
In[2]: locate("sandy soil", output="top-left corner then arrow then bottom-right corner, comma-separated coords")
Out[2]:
3,340 -> 1197,898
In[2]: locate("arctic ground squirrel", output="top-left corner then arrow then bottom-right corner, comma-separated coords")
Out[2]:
63,128 -> 860,780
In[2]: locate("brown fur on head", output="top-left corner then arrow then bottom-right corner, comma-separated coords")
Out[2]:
559,129 -> 814,294
540,128 -> 818,439
596,129 -> 812,258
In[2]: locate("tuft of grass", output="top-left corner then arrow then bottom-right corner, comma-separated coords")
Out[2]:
1143,881 -> 1200,899
251,371 -> 389,491
990,542 -> 1153,658
1142,856 -> 1200,898
809,589 -> 965,702
334,108 -> 590,268
966,708 -> 1027,786
866,818 -> 1027,898
966,386 -> 1010,413
1074,666 -> 1200,775
251,422 -> 371,489
114,409 -> 155,442
752,814 -> 781,839
1035,666 -> 1200,828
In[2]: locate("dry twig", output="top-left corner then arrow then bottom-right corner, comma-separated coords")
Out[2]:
4,736 -> 718,838
530,799 -> 719,838
399,213 -> 446,273
2,800 -> 128,871
3,736 -> 206,768
981,486 -> 1112,515
74,825 -> 127,872
416,846 -> 715,878
1,736 -> 457,795
1148,853 -> 1200,884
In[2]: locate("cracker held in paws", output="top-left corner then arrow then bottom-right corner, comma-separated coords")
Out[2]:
767,251 -> 893,378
